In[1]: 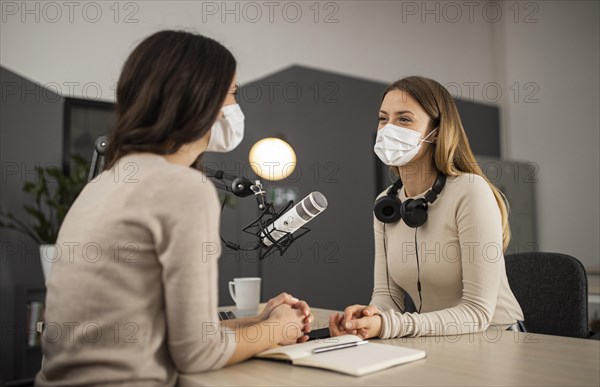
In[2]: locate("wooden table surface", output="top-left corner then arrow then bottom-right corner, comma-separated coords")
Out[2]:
179,307 -> 600,386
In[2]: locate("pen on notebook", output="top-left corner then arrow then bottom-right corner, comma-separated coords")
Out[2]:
312,340 -> 369,354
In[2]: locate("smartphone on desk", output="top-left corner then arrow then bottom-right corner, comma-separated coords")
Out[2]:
307,327 -> 330,341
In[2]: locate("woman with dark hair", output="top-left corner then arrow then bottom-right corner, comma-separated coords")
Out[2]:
329,76 -> 524,339
36,30 -> 312,386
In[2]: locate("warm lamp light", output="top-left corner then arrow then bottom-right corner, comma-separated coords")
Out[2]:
249,138 -> 297,181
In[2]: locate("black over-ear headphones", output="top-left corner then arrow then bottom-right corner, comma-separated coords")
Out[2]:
374,171 -> 447,227
376,170 -> 447,314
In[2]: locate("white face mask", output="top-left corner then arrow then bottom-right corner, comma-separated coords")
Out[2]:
206,103 -> 245,153
374,123 -> 437,166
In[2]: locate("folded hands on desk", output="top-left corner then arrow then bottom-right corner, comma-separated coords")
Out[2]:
329,304 -> 383,339
260,292 -> 314,344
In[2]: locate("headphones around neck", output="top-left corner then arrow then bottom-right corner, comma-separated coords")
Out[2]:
374,171 -> 447,227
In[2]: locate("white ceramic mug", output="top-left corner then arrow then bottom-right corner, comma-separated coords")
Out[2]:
228,277 -> 261,312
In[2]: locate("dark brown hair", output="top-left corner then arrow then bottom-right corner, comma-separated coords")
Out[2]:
104,30 -> 236,169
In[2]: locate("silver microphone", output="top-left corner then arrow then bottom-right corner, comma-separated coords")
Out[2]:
262,192 -> 328,246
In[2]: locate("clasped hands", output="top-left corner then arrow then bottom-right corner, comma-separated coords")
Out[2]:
255,292 -> 313,344
329,304 -> 383,339
252,298 -> 383,344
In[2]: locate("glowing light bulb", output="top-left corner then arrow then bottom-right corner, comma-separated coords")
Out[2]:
249,138 -> 297,181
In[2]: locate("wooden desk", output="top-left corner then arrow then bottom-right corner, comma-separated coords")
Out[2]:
179,307 -> 600,386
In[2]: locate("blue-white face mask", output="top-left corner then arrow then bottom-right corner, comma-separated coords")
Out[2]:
206,103 -> 245,153
374,124 -> 437,166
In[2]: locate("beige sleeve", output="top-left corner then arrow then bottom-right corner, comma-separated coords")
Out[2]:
369,213 -> 406,313
153,172 -> 236,373
378,175 -> 505,339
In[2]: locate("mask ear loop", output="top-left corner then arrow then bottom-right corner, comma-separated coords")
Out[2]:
420,127 -> 438,144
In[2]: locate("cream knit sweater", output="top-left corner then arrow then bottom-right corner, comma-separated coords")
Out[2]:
370,173 -> 524,338
36,153 -> 236,386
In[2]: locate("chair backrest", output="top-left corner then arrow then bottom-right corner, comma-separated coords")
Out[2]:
504,252 -> 589,338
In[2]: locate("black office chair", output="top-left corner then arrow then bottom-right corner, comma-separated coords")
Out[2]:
504,252 -> 589,338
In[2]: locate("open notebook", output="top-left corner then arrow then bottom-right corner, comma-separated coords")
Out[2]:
256,335 -> 426,376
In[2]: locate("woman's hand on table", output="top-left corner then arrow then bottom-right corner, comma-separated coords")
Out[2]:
329,304 -> 383,339
258,292 -> 313,343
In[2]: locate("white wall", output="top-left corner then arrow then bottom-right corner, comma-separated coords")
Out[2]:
494,0 -> 599,269
0,1 -> 498,99
1,0 -> 598,269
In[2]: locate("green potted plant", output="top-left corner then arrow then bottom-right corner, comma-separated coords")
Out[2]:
0,155 -> 90,282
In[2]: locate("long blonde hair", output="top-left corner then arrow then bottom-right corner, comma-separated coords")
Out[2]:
385,76 -> 511,250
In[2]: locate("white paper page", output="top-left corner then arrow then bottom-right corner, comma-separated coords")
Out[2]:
294,342 -> 426,376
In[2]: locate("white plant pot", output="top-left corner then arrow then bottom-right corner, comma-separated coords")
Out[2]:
39,244 -> 57,285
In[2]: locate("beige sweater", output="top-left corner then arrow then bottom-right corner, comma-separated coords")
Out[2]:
370,173 -> 524,338
36,153 -> 236,386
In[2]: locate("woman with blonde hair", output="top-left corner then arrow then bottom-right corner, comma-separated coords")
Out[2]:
330,76 -> 524,339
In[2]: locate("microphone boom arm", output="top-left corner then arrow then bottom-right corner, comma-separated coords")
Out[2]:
208,169 -> 311,260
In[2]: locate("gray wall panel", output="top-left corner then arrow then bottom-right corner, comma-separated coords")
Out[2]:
1,66 -> 63,381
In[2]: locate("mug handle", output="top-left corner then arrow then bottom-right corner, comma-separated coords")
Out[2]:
228,281 -> 236,303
